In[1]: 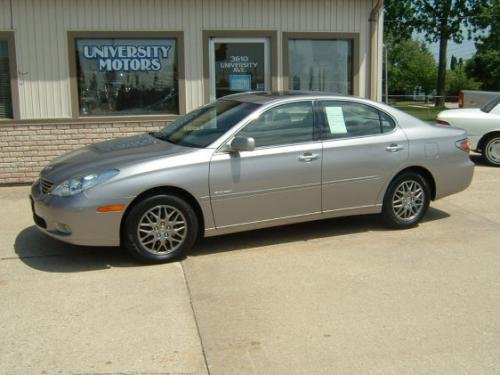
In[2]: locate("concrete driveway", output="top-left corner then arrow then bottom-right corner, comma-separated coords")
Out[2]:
1,156 -> 499,374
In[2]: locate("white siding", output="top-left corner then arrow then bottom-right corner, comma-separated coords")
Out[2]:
0,0 -> 12,29
0,0 -> 377,119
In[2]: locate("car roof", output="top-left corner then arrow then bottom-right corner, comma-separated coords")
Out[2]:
220,91 -> 357,105
218,91 -> 421,128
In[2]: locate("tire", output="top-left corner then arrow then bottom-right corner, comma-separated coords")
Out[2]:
123,194 -> 199,263
483,136 -> 500,167
382,172 -> 431,229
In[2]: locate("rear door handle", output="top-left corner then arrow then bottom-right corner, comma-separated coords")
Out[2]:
298,152 -> 320,162
385,144 -> 404,152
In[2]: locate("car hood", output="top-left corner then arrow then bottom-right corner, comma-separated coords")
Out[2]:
40,133 -> 194,183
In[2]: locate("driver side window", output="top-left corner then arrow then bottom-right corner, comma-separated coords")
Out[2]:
238,101 -> 314,147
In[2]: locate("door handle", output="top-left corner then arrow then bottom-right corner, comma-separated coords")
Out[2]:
298,152 -> 320,162
385,144 -> 404,152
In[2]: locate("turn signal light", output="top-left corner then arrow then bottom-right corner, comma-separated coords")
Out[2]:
455,139 -> 471,153
436,118 -> 450,126
96,204 -> 125,213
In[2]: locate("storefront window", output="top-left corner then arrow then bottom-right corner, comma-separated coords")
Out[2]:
0,40 -> 13,119
75,38 -> 178,116
288,39 -> 352,95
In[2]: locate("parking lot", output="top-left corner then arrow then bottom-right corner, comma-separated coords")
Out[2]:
0,155 -> 499,374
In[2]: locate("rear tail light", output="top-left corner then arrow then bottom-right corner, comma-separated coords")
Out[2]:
458,91 -> 464,108
455,138 -> 471,153
436,118 -> 450,126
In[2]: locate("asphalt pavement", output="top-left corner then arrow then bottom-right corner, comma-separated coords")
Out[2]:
1,156 -> 499,374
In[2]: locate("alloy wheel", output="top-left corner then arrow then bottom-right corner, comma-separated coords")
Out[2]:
137,205 -> 187,254
391,180 -> 425,222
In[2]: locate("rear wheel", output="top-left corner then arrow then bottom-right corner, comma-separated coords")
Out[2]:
123,195 -> 198,263
483,136 -> 500,167
382,172 -> 431,229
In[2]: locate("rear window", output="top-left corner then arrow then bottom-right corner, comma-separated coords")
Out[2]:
481,96 -> 500,113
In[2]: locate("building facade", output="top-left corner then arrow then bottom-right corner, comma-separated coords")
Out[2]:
0,0 -> 384,184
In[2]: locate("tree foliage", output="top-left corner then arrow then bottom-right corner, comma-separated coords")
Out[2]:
385,36 -> 437,96
450,55 -> 458,70
384,0 -> 478,105
384,0 -> 415,41
446,65 -> 481,95
465,0 -> 500,90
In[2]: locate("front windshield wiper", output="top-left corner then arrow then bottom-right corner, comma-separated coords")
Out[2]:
148,131 -> 178,144
148,132 -> 204,148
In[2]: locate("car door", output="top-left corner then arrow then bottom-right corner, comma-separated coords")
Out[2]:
209,101 -> 322,228
318,100 -> 409,212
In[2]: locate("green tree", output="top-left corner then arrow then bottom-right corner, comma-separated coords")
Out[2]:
385,0 -> 477,106
446,64 -> 480,95
465,0 -> 500,90
386,36 -> 437,96
450,55 -> 458,70
384,0 -> 415,41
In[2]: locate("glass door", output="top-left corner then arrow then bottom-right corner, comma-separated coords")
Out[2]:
209,37 -> 270,101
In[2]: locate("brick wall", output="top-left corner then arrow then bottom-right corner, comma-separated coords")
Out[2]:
0,119 -> 170,184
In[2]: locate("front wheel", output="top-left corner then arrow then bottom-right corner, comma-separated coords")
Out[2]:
382,172 -> 431,229
483,136 -> 500,167
123,195 -> 199,263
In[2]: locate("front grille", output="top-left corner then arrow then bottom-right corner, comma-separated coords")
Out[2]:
39,178 -> 54,195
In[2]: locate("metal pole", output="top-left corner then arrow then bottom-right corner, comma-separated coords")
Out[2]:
384,44 -> 389,104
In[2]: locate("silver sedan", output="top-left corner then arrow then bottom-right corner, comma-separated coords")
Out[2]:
31,92 -> 474,263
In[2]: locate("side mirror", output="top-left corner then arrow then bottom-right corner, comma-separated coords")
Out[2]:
229,136 -> 255,152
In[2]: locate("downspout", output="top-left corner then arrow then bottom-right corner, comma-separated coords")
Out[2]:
10,0 -> 14,29
369,0 -> 384,100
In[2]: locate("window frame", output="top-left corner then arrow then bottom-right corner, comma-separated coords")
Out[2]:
0,31 -> 19,120
235,100 -> 321,149
317,100 -> 398,141
282,32 -> 359,97
67,31 -> 185,120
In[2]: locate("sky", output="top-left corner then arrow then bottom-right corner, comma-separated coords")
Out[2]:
413,24 -> 487,67
426,38 -> 477,66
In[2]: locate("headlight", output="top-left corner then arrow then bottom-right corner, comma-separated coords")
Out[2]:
52,169 -> 119,197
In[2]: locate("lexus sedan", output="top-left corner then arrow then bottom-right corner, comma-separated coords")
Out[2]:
436,95 -> 500,166
31,92 -> 474,263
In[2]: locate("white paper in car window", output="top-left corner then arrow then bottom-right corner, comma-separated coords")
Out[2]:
325,106 -> 347,134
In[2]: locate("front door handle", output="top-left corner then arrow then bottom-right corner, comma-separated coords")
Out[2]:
385,144 -> 404,152
298,152 -> 320,162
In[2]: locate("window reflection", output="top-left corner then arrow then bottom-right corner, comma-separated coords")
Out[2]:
288,39 -> 352,95
75,38 -> 178,116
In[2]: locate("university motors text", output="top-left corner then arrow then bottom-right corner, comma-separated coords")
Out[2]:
82,44 -> 172,72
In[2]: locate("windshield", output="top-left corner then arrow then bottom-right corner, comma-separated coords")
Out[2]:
153,100 -> 261,148
481,96 -> 500,113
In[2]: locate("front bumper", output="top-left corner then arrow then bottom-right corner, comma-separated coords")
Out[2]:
30,181 -> 129,247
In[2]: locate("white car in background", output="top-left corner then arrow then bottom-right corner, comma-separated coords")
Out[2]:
437,96 -> 500,166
